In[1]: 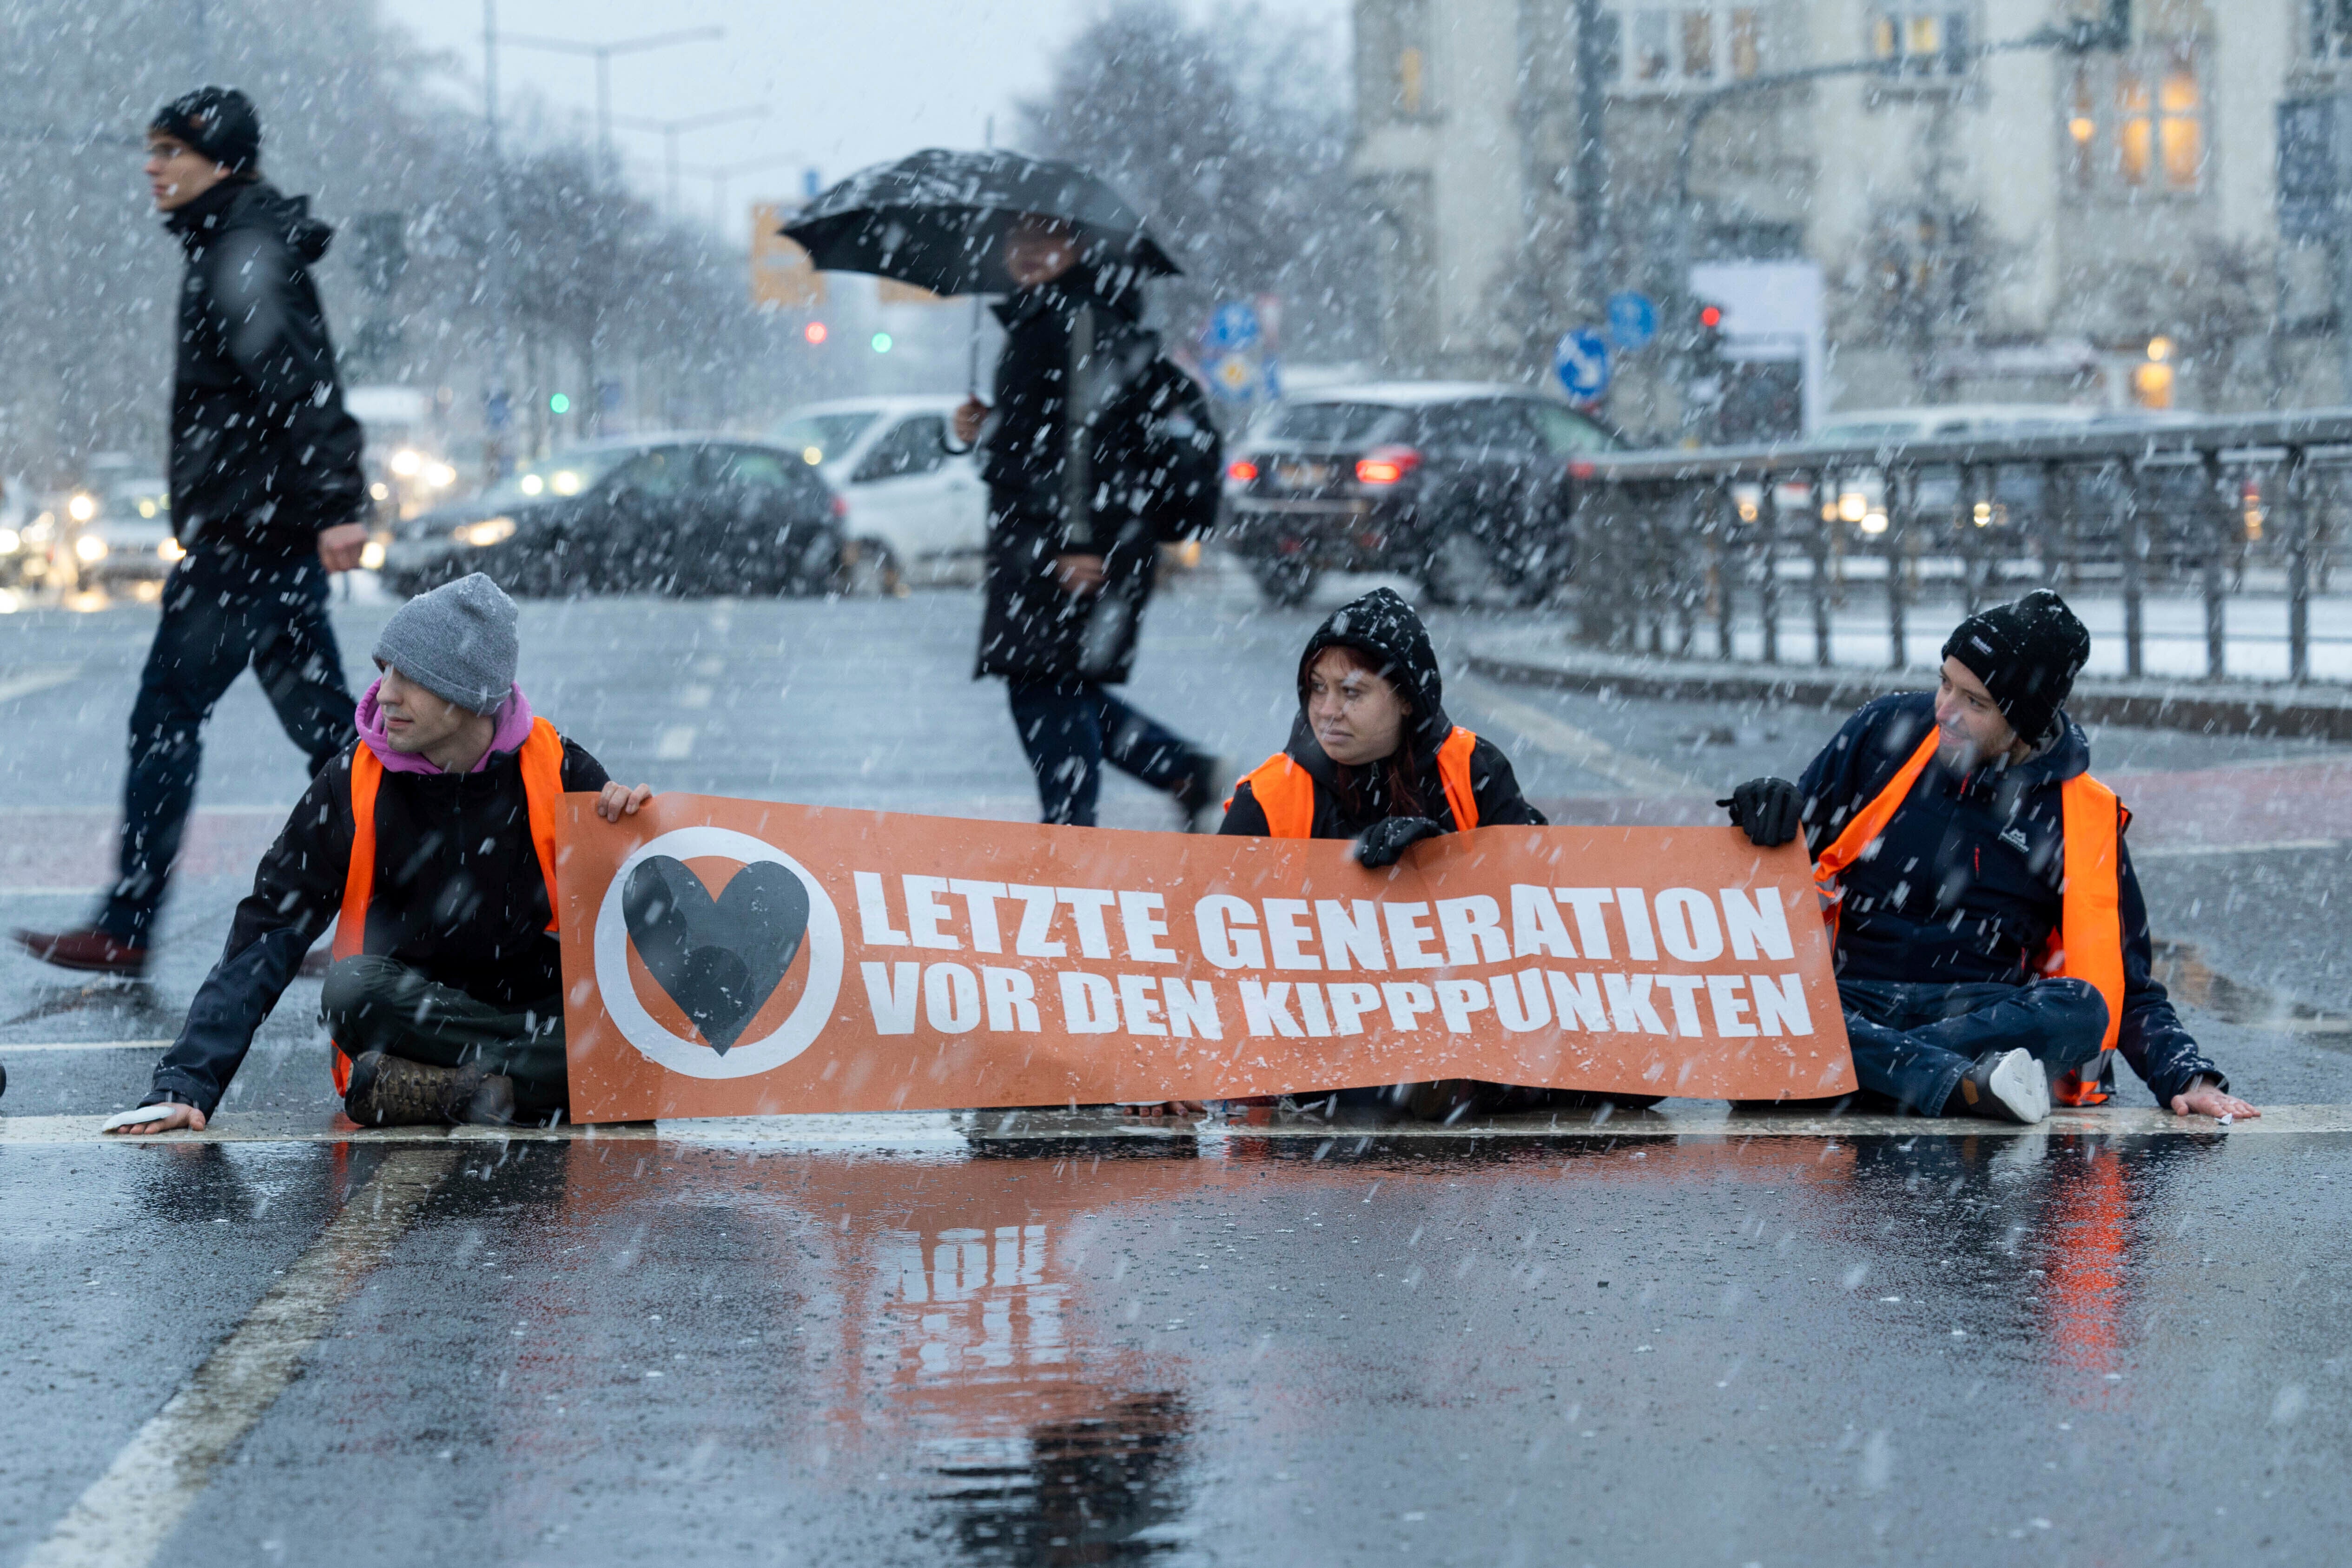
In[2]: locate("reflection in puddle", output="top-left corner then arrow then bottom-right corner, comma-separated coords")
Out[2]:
928,1390 -> 1191,1564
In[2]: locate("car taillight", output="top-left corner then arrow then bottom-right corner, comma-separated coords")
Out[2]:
831,495 -> 849,518
1227,459 -> 1260,484
1356,446 -> 1421,487
1568,460 -> 1597,480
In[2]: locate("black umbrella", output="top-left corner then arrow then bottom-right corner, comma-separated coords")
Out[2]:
780,147 -> 1179,299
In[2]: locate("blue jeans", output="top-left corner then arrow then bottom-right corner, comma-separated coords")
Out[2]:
1838,977 -> 2110,1116
1004,681 -> 1201,827
98,544 -> 353,944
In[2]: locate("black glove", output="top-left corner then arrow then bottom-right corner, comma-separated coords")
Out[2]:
1719,777 -> 1803,848
1355,816 -> 1446,868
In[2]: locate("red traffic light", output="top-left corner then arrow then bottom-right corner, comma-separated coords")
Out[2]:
804,321 -> 829,345
1698,304 -> 1724,329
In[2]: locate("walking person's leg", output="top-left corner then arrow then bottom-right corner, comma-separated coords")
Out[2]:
1089,688 -> 1224,829
1006,681 -> 1105,827
247,556 -> 355,773
95,553 -> 261,952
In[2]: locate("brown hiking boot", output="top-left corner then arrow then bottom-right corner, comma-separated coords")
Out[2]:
343,1051 -> 516,1127
13,928 -> 150,976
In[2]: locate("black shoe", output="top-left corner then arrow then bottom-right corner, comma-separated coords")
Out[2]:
1948,1048 -> 2051,1125
1172,753 -> 1230,834
344,1051 -> 515,1127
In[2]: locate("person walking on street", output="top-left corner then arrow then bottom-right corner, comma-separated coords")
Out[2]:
107,575 -> 654,1133
16,87 -> 370,976
954,214 -> 1223,831
1722,589 -> 2260,1125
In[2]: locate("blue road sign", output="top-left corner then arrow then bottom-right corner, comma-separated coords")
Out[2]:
1553,329 -> 1612,402
1206,300 -> 1262,353
1606,291 -> 1659,351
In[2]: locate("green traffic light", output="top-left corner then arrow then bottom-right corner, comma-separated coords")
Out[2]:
871,332 -> 893,353
548,393 -> 571,414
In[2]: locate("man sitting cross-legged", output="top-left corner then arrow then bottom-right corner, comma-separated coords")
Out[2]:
109,574 -> 652,1133
1723,589 -> 2259,1126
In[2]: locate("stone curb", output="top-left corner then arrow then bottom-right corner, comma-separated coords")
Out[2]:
1466,631 -> 2352,740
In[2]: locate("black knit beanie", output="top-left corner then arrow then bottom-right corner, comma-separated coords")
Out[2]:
150,87 -> 261,176
1941,589 -> 2091,746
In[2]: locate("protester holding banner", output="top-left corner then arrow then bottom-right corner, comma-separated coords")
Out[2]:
107,575 -> 654,1134
1214,587 -> 1623,1119
1724,589 -> 2258,1125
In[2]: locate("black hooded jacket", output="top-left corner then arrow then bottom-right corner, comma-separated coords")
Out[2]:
1798,691 -> 2219,1104
165,179 -> 367,552
1220,588 -> 1545,838
145,732 -> 610,1115
975,273 -> 1162,685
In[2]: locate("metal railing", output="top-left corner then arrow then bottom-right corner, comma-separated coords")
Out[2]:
1566,409 -> 2352,685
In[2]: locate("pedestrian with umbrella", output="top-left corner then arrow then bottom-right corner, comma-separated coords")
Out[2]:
786,151 -> 1227,829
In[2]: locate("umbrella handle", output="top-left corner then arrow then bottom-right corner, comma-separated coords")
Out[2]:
966,293 -> 984,397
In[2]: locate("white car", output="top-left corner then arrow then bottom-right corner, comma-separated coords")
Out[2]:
770,396 -> 988,592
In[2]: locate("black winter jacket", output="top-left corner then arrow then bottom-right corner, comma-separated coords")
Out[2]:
1797,691 -> 2220,1104
1221,587 -> 1547,838
146,734 -> 610,1114
975,276 -> 1162,685
164,179 -> 367,552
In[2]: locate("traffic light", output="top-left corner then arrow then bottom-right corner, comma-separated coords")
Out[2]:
804,321 -> 829,345
871,332 -> 893,353
1678,298 -> 1729,443
548,393 -> 571,415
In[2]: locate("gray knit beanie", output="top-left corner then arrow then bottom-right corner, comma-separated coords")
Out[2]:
372,573 -> 518,715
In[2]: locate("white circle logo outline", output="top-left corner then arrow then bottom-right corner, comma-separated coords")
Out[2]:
593,826 -> 842,1079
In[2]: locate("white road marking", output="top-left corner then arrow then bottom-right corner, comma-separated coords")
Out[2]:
0,667 -> 81,704
1449,674 -> 1709,797
3,1105 -> 2345,1146
0,1039 -> 171,1052
21,1147 -> 455,1568
2136,838 -> 2342,859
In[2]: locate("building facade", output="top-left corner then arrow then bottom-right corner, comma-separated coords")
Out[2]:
1351,1 -> 2338,432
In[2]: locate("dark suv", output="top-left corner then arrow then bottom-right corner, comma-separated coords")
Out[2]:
1219,384 -> 1622,605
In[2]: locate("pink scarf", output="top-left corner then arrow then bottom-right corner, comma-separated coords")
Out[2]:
355,677 -> 536,774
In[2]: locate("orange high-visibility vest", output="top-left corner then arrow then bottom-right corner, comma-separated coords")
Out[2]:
1229,726 -> 1481,840
328,718 -> 567,1092
1811,729 -> 2128,1106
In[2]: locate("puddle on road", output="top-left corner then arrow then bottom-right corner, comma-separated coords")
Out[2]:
2151,940 -> 2352,1045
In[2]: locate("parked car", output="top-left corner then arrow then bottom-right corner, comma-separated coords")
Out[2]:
382,437 -> 844,598
771,396 -> 987,593
1219,383 -> 1623,606
68,476 -> 183,589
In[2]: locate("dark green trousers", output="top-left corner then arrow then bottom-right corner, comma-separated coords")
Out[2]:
321,955 -> 568,1116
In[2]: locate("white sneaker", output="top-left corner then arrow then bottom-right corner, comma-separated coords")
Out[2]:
1961,1046 -> 2051,1125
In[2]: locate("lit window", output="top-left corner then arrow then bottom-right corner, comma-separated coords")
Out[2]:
1865,6 -> 1970,78
2159,68 -> 2203,189
2117,72 -> 2152,185
1399,46 -> 1426,116
1681,9 -> 1714,78
1729,9 -> 1760,78
2069,48 -> 2206,199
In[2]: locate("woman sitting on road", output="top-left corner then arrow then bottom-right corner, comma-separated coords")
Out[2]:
1213,587 -> 1626,1120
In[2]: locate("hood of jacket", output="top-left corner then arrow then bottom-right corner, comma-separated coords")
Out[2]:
166,178 -> 333,263
1295,587 -> 1452,749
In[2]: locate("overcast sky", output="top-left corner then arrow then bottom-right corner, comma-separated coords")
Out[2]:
381,0 -> 1351,233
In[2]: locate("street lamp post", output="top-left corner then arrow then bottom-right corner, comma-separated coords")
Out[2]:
680,156 -> 800,234
612,107 -> 769,217
495,27 -> 724,171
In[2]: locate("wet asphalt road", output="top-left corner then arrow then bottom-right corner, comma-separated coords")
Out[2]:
3,567 -> 2351,1565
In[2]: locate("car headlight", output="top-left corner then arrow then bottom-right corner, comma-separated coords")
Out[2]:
454,516 -> 517,547
75,534 -> 108,562
158,538 -> 185,562
0,529 -> 19,555
360,539 -> 386,570
67,493 -> 97,523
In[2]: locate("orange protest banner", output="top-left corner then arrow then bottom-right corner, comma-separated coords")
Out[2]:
556,794 -> 1855,1123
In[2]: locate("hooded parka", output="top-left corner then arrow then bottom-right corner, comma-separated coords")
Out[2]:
164,178 -> 367,552
1220,588 -> 1545,839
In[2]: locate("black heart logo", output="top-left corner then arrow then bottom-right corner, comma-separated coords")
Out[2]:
621,856 -> 809,1054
